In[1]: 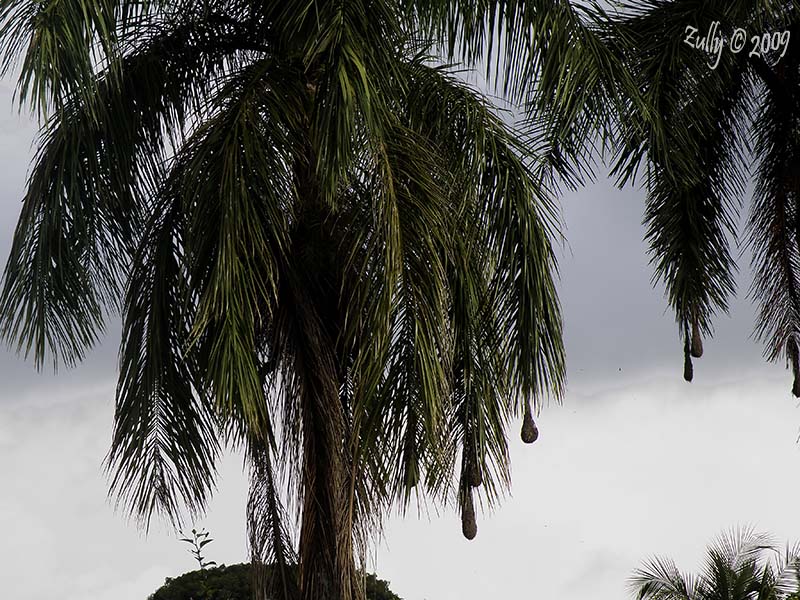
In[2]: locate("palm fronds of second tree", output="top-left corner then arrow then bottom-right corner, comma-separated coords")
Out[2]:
607,0 -> 800,390
409,0 -> 653,192
630,526 -> 800,600
0,1 -> 565,599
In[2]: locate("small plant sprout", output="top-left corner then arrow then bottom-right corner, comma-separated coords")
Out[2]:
179,527 -> 217,570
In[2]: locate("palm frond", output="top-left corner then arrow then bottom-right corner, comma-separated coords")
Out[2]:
630,556 -> 699,600
746,21 -> 800,394
338,59 -> 564,542
107,187 -> 220,528
0,6 -> 259,370
179,58 -> 302,432
0,0 -> 122,116
632,529 -> 800,600
408,0 -> 648,188
611,1 -> 755,377
247,432 -> 299,600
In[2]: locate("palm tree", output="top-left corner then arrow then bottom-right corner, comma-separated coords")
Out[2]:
630,527 -> 800,600
0,2 -> 638,599
606,1 -> 800,390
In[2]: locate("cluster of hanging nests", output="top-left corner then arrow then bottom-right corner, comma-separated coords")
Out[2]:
459,311 -> 800,540
682,311 -> 800,393
460,401 -> 538,540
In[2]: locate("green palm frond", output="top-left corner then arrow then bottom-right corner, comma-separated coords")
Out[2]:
336,59 -> 564,541
631,556 -> 698,600
746,21 -> 800,394
408,0 -> 650,189
0,0 -> 120,116
0,6 -> 263,370
610,0 -> 757,379
247,432 -> 299,600
178,57 -> 300,433
631,528 -> 800,600
603,1 -> 800,393
108,188 -> 220,527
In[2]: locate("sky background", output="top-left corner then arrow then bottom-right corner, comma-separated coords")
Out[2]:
2,69 -> 800,600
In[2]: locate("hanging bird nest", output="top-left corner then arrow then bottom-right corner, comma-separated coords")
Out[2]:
521,402 -> 539,443
464,436 -> 482,487
461,488 -> 477,540
468,455 -> 482,488
690,314 -> 703,359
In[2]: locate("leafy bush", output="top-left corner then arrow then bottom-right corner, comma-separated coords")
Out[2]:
149,563 -> 403,600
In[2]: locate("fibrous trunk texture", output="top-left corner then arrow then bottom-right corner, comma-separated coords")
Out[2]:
292,133 -> 359,600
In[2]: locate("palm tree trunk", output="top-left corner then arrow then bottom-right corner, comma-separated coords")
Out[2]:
289,119 -> 359,600
297,359 -> 356,600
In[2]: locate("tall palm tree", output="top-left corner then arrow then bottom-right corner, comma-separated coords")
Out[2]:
608,1 -> 800,390
0,1 -> 637,599
630,527 -> 800,600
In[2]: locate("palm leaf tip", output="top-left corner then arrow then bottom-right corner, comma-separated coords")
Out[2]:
684,352 -> 694,383
789,339 -> 800,397
683,333 -> 694,383
521,402 -> 539,444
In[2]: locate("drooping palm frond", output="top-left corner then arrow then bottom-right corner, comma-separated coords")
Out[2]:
610,0 -> 757,380
177,57 -> 302,433
0,6 -> 264,370
608,1 -> 800,390
108,186 -> 220,528
247,432 -> 299,600
337,58 -> 564,541
746,21 -> 800,394
405,0 -> 654,191
0,0 -> 122,116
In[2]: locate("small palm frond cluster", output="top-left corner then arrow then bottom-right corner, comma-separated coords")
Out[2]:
610,0 -> 800,389
631,527 -> 800,600
0,1 -> 569,599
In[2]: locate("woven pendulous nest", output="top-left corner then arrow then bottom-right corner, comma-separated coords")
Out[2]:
468,455 -> 482,488
461,488 -> 477,540
690,319 -> 703,359
521,402 -> 539,443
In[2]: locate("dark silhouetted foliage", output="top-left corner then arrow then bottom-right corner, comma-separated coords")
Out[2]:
149,563 -> 403,600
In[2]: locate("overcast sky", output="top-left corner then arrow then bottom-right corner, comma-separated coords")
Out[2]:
2,70 -> 800,600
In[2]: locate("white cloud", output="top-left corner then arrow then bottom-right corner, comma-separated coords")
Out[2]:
372,371 -> 800,600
